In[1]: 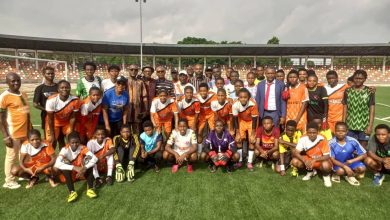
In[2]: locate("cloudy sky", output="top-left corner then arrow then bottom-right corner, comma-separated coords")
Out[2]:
0,0 -> 389,44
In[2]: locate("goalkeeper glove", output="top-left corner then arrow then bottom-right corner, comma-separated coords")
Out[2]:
127,161 -> 135,181
115,164 -> 125,182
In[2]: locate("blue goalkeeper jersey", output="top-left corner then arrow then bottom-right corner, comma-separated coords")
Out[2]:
329,136 -> 366,163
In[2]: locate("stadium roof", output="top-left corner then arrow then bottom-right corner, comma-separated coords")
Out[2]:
0,34 -> 389,56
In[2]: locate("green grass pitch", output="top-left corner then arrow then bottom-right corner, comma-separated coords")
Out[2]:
0,87 -> 390,220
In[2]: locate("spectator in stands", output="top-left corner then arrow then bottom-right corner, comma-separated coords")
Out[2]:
298,68 -> 308,84
76,61 -> 102,100
171,68 -> 179,84
128,64 -> 148,134
255,67 -> 286,126
186,66 -> 194,81
0,73 -> 31,189
245,72 -> 257,99
225,67 -> 234,81
174,71 -> 196,99
155,66 -> 175,97
190,64 -> 209,91
276,69 -> 285,82
33,66 -> 58,137
255,66 -> 265,85
101,65 -> 121,93
205,66 -> 213,83
226,71 -> 239,99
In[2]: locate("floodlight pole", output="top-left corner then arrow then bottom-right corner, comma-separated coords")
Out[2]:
135,0 -> 146,68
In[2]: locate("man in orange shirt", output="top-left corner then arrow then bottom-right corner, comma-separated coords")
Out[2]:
46,80 -> 80,149
325,70 -> 349,133
285,69 -> 309,132
0,72 -> 31,189
196,83 -> 217,155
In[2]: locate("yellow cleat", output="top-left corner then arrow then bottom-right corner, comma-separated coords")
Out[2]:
291,167 -> 299,177
86,189 -> 97,199
67,191 -> 78,203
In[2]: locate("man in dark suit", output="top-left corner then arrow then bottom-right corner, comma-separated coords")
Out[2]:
255,67 -> 286,126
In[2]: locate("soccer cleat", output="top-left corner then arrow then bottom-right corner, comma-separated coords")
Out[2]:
357,173 -> 365,179
271,163 -> 275,171
154,165 -> 160,173
226,165 -> 233,174
331,174 -> 341,183
86,189 -> 97,198
67,191 -> 78,203
256,160 -> 264,168
234,162 -> 242,169
171,164 -> 179,173
208,164 -> 217,173
323,175 -> 332,187
247,163 -> 254,172
2,181 -> 21,189
106,176 -> 113,186
302,171 -> 315,181
48,178 -> 59,188
345,176 -> 360,186
187,164 -> 193,173
290,167 -> 299,177
373,173 -> 385,186
94,177 -> 103,188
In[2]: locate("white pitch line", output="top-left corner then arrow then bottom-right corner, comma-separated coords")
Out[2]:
375,117 -> 390,123
381,116 -> 390,120
377,103 -> 390,108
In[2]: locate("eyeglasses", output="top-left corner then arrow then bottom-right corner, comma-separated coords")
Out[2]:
129,69 -> 138,71
157,71 -> 165,73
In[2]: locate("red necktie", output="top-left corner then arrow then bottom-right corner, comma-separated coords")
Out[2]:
264,83 -> 272,110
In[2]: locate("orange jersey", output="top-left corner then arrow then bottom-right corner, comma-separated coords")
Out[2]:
150,97 -> 178,122
197,92 -> 217,117
325,84 -> 349,123
177,97 -> 200,118
87,138 -> 114,158
76,97 -> 102,138
296,135 -> 330,159
21,141 -> 55,168
0,90 -> 30,139
46,94 -> 80,127
286,83 -> 308,131
211,99 -> 232,123
232,98 -> 259,122
58,144 -> 92,167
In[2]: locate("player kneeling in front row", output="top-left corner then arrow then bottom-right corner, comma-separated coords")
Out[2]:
277,120 -> 302,176
329,122 -> 366,186
163,119 -> 197,173
291,122 -> 333,187
87,126 -> 115,188
54,132 -> 98,202
364,124 -> 390,186
114,124 -> 140,182
11,129 -> 58,189
254,116 -> 280,171
201,120 -> 239,173
140,121 -> 163,173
